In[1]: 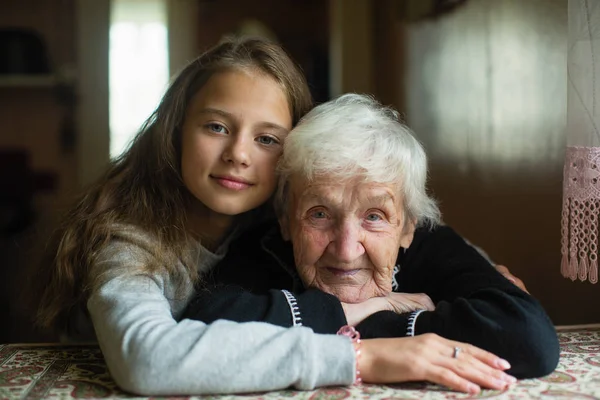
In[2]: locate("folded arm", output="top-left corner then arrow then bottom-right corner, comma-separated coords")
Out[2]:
356,226 -> 559,379
87,242 -> 355,396
182,225 -> 559,380
184,285 -> 347,333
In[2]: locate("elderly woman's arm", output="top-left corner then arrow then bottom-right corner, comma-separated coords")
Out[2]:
185,285 -> 347,333
185,223 -> 557,379
183,221 -> 432,330
185,284 -> 432,330
356,225 -> 559,379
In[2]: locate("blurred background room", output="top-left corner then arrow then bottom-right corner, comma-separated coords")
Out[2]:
1,0 -> 598,344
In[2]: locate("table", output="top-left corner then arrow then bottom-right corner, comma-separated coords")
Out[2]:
1,325 -> 599,399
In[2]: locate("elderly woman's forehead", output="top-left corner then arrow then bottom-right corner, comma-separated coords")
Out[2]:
290,175 -> 401,199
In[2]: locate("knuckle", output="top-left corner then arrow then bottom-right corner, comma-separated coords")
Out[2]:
453,362 -> 466,374
437,369 -> 456,383
463,343 -> 477,353
420,333 -> 438,345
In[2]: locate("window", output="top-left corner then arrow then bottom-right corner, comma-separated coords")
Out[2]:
109,0 -> 169,158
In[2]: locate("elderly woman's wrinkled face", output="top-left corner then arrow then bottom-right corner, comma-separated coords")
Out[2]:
281,175 -> 415,303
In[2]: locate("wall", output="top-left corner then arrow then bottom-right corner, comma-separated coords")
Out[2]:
0,0 -> 78,207
396,0 -> 600,324
0,0 -> 78,342
194,0 -> 329,102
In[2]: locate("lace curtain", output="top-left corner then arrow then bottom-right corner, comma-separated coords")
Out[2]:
561,0 -> 600,283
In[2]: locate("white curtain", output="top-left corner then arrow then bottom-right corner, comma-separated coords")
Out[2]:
561,0 -> 600,283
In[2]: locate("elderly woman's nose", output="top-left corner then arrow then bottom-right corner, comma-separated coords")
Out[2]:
328,222 -> 365,262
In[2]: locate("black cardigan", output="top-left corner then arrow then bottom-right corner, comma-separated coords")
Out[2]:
183,221 -> 560,379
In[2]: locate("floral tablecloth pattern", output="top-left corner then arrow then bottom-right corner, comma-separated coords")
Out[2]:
1,326 -> 599,399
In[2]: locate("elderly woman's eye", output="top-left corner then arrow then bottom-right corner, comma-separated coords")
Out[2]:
310,210 -> 327,219
366,213 -> 382,222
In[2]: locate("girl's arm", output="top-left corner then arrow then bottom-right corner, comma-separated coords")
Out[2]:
89,274 -> 514,395
87,242 -> 354,396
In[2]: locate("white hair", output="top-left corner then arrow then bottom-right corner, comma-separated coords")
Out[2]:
275,93 -> 440,228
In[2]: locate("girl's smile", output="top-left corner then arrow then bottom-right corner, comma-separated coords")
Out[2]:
211,174 -> 254,191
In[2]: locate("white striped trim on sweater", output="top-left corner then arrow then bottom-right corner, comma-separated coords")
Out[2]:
281,289 -> 303,326
406,309 -> 425,337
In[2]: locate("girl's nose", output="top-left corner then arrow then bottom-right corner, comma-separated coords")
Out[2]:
222,135 -> 251,166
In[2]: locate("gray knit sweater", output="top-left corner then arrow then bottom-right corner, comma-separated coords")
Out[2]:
75,227 -> 354,395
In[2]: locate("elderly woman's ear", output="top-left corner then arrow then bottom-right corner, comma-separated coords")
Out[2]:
399,218 -> 417,249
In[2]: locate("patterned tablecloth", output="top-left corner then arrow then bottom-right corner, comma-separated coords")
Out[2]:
1,326 -> 599,400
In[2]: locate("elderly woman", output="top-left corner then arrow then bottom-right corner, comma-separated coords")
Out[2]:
184,94 -> 559,386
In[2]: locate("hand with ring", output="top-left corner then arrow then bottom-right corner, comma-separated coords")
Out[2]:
359,333 -> 517,394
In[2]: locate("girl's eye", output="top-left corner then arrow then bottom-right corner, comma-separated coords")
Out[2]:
256,135 -> 279,145
207,123 -> 227,134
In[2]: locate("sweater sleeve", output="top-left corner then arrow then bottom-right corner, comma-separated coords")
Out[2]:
86,245 -> 355,396
182,285 -> 348,334
358,226 -> 559,379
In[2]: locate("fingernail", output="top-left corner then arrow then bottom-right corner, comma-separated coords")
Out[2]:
504,374 -> 517,384
495,379 -> 508,389
467,383 -> 480,394
497,359 -> 511,369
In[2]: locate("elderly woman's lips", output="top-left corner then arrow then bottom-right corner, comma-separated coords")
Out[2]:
326,268 -> 361,277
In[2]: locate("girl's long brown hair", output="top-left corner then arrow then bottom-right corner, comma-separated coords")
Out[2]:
32,37 -> 313,333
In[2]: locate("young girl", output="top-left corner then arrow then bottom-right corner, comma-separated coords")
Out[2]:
31,37 -> 514,396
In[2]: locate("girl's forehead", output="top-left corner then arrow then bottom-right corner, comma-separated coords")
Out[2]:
185,70 -> 292,128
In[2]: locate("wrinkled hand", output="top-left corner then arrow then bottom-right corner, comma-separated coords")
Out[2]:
495,265 -> 529,294
360,333 -> 517,394
383,292 -> 435,314
342,292 -> 434,326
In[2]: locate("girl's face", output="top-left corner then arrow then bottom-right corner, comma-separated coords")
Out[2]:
181,69 -> 292,218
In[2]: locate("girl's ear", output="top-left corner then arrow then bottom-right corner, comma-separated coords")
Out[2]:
278,215 -> 290,241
